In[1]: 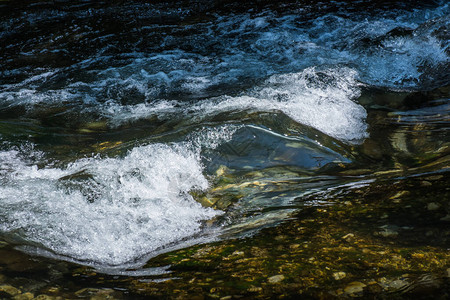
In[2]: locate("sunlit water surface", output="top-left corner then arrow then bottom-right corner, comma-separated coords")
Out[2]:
0,0 -> 448,276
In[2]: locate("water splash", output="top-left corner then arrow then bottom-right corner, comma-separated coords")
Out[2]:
0,0 -> 448,271
105,67 -> 368,143
0,143 -> 220,266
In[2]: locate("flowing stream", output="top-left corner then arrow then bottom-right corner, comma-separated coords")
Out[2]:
0,0 -> 449,294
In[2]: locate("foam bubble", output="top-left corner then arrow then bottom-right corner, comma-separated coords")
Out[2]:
189,124 -> 243,150
1,4 -> 448,122
208,67 -> 368,143
0,143 -> 220,266
104,67 -> 368,143
355,19 -> 449,88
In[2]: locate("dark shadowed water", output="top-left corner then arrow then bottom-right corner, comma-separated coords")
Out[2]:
0,0 -> 449,298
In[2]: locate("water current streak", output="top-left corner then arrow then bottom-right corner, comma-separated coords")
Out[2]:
0,0 -> 448,268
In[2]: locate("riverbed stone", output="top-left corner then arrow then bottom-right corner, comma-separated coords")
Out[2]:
378,277 -> 410,291
333,272 -> 346,280
387,279 -> 409,290
75,288 -> 101,297
34,295 -> 59,300
268,275 -> 285,283
13,292 -> 34,300
342,233 -> 355,242
376,225 -> 399,238
344,281 -> 366,294
0,284 -> 21,296
389,190 -> 410,200
0,249 -> 44,272
440,214 -> 450,221
425,175 -> 444,181
427,202 -> 440,211
247,286 -> 263,292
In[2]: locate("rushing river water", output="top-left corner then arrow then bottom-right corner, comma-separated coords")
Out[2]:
0,0 -> 449,298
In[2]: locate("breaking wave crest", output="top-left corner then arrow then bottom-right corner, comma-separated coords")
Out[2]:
0,142 -> 221,266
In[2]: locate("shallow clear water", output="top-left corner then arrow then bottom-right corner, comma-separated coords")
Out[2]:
0,0 -> 448,280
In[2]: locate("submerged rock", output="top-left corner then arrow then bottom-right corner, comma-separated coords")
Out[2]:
333,272 -> 346,280
267,275 -> 285,284
13,293 -> 34,300
0,285 -> 21,297
343,281 -> 366,295
427,202 -> 441,211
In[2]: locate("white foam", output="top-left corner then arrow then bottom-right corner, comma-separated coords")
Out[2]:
357,24 -> 449,88
1,4 -> 447,145
0,143 -> 221,266
106,67 -> 368,143
204,67 -> 368,143
188,124 -> 242,150
0,2 -> 448,269
2,5 -> 448,119
2,3 -> 448,100
104,100 -> 179,126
